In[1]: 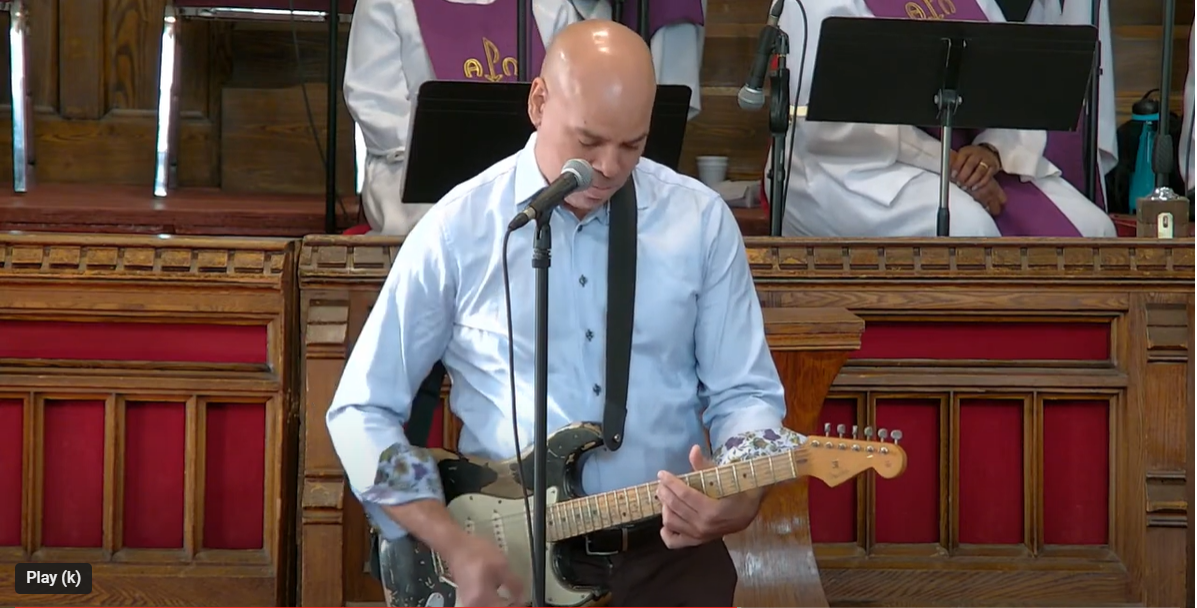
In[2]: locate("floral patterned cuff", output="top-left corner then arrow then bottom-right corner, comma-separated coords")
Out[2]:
360,441 -> 445,505
713,427 -> 808,465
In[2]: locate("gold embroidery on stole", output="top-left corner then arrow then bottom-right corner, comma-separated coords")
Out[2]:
903,0 -> 958,19
462,37 -> 519,82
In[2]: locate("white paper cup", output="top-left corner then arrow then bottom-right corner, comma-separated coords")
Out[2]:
696,155 -> 729,187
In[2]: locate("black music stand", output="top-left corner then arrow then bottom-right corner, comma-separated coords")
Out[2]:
805,17 -> 1096,236
402,81 -> 691,204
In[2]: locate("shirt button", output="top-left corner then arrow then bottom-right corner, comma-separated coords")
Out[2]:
579,275 -> 588,286
585,329 -> 594,341
592,384 -> 602,395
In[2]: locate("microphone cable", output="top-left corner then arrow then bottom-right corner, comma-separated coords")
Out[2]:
500,227 -> 539,591
288,0 -> 352,227
779,0 -> 810,210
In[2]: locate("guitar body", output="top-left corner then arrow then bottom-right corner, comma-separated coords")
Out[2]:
383,422 -> 608,608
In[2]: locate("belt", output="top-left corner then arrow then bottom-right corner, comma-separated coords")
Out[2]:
579,519 -> 663,556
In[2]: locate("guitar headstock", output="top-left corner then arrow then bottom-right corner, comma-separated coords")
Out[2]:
798,424 -> 908,487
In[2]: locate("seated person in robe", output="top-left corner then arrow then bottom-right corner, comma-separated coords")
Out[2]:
1181,19 -> 1195,195
762,0 -> 1117,237
344,0 -> 707,236
1024,0 -> 1118,209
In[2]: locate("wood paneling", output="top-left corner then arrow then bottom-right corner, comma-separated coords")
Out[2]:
296,236 -> 1193,607
0,233 -> 301,607
296,236 -> 865,607
0,1 -> 348,195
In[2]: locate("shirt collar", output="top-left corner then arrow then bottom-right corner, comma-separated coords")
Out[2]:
512,133 -> 650,226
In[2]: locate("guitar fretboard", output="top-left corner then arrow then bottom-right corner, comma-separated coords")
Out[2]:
546,448 -> 809,542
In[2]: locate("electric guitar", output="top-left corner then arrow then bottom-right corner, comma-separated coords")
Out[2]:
388,422 -> 907,607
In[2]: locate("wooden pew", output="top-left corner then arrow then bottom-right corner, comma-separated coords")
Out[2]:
749,237 -> 1194,607
296,236 -> 857,607
299,235 -> 1193,608
727,307 -> 865,607
0,234 -> 300,606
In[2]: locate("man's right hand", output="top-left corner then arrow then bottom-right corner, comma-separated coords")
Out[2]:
443,533 -> 526,606
382,500 -> 526,606
970,179 -> 1007,217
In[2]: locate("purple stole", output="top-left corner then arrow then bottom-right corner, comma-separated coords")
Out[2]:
862,0 -> 1084,236
412,0 -> 547,82
618,0 -> 705,40
1041,0 -> 1106,211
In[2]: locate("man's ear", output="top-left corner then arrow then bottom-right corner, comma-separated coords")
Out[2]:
527,77 -> 547,128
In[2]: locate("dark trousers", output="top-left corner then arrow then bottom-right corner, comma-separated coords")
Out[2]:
378,531 -> 737,607
563,534 -> 738,607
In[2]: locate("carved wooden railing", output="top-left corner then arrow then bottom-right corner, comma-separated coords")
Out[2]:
296,236 -> 863,607
0,234 -> 300,607
747,237 -> 1194,607
299,236 -> 1193,608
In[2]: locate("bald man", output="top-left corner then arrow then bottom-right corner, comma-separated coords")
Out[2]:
345,0 -> 706,236
328,20 -> 803,607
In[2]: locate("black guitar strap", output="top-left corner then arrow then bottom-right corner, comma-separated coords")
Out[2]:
602,180 -> 638,452
406,361 -> 447,450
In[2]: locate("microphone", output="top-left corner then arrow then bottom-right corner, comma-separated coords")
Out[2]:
738,0 -> 787,111
507,159 -> 594,231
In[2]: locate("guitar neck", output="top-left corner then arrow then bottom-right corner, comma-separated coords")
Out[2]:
547,449 -> 805,542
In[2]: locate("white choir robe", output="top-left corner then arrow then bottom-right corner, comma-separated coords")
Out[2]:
344,0 -> 707,236
1180,19 -> 1195,191
765,0 -> 1117,238
1025,0 -> 1119,187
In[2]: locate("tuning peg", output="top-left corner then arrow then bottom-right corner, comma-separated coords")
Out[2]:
878,428 -> 888,441
864,426 -> 874,440
824,422 -> 831,436
836,423 -> 846,438
851,424 -> 859,439
891,429 -> 902,445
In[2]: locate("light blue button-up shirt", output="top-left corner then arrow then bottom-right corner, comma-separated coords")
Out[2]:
326,134 -> 786,540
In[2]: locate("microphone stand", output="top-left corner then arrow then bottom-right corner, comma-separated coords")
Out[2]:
324,0 -> 339,234
638,0 -> 650,41
517,0 -> 529,81
1153,0 -> 1177,187
1081,0 -> 1101,202
530,216 -> 552,608
768,29 -> 791,237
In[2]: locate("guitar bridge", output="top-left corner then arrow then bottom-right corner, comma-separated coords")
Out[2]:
431,551 -> 455,587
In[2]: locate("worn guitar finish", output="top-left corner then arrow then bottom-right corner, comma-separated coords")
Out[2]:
384,422 -> 606,607
383,421 -> 907,607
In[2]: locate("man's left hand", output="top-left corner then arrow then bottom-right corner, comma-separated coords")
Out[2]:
951,144 -> 1001,191
655,445 -> 764,549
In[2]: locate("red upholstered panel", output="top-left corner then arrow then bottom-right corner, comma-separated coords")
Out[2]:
1043,400 -> 1109,545
958,400 -> 1024,544
874,399 -> 940,544
853,322 -> 1110,361
0,320 -> 268,364
203,403 -> 266,550
809,399 -> 857,543
123,402 -> 186,549
428,405 -> 445,449
42,400 -> 105,548
0,399 -> 23,546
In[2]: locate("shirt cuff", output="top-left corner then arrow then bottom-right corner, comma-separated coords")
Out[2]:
712,427 -> 808,465
357,441 -> 446,540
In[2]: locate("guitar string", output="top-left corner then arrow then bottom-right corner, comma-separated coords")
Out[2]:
457,449 -> 819,538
